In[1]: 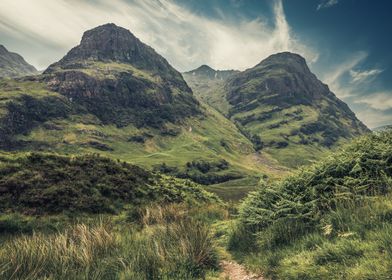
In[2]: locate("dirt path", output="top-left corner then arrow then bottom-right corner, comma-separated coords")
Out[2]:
220,260 -> 265,280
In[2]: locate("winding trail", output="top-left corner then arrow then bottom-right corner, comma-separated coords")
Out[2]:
220,260 -> 265,280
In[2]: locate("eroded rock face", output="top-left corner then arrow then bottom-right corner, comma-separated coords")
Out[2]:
43,23 -> 201,128
45,23 -> 190,90
224,52 -> 369,148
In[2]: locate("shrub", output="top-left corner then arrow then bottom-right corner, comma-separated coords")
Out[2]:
0,153 -> 219,214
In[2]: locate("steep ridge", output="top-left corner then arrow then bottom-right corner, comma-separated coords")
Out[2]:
0,45 -> 38,78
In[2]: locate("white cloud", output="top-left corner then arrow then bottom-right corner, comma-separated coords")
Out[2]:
0,0 -> 317,71
317,0 -> 339,10
349,68 -> 383,83
318,51 -> 392,128
355,108 -> 392,129
322,51 -> 368,98
355,92 -> 392,111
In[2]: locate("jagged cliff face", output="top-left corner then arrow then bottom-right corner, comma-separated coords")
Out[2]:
0,45 -> 38,78
43,23 -> 201,128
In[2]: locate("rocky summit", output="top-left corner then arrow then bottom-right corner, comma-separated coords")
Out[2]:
42,23 -> 201,128
0,45 -> 38,78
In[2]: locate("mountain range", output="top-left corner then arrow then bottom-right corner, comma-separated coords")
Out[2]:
0,23 -> 369,197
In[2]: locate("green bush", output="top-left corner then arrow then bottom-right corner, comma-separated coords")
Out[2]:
229,131 -> 392,279
0,152 -> 219,214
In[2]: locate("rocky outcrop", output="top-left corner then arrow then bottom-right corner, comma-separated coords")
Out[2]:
43,23 -> 201,128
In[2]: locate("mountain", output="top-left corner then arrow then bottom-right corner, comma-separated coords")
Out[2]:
183,65 -> 239,114
0,24 -> 268,197
0,45 -> 38,78
187,52 -> 370,167
43,23 -> 201,128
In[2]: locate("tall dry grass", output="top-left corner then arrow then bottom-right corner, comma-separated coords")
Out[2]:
0,203 -> 223,279
0,221 -> 117,279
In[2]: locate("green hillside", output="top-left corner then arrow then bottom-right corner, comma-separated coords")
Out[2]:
0,24 -> 289,201
230,130 -> 392,279
184,53 -> 369,168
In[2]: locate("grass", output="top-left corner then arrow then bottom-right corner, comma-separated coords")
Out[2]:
13,100 -> 273,201
228,131 -> 392,279
234,197 -> 392,279
0,203 -> 225,280
0,152 -> 219,214
204,176 -> 261,201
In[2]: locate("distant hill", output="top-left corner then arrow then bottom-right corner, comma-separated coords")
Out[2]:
184,65 -> 239,81
0,45 -> 38,78
373,124 -> 392,131
186,52 -> 370,167
183,65 -> 239,114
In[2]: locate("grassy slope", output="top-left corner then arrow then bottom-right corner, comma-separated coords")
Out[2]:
229,131 -> 392,279
184,73 -> 327,169
184,64 -> 367,170
0,70 -> 289,200
0,152 -> 218,214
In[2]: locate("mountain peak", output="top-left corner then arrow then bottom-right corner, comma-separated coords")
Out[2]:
45,23 -> 177,75
196,65 -> 215,72
184,65 -> 239,81
79,23 -> 137,52
256,52 -> 309,73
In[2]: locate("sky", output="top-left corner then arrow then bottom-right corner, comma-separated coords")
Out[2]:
0,0 -> 391,128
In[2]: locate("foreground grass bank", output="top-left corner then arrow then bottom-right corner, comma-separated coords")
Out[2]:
229,131 -> 392,279
0,203 -> 228,279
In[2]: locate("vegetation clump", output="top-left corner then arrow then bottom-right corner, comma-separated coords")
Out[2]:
0,152 -> 219,214
154,159 -> 243,185
229,131 -> 392,279
0,203 -> 222,279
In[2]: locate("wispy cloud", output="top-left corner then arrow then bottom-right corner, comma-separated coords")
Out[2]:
349,68 -> 383,83
317,0 -> 339,10
322,51 -> 367,98
0,0 -> 317,71
355,92 -> 392,111
319,51 -> 392,128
